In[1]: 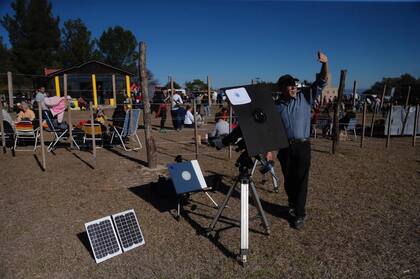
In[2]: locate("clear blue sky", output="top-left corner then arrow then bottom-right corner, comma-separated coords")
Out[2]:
1,0 -> 419,89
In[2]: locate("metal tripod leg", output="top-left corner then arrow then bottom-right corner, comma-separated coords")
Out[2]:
207,179 -> 238,232
249,180 -> 271,235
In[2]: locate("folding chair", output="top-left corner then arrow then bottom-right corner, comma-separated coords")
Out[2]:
110,109 -> 142,151
43,110 -> 80,152
314,116 -> 332,139
82,123 -> 103,148
344,118 -> 358,140
14,121 -> 40,151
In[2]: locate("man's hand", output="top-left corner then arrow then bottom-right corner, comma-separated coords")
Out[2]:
318,51 -> 328,64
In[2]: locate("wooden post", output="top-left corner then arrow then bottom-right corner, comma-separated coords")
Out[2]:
112,74 -> 117,108
0,100 -> 6,153
129,97 -> 134,139
370,83 -> 387,137
139,42 -> 157,168
413,104 -> 419,147
207,75 -> 211,106
91,74 -> 98,107
360,102 -> 367,148
193,99 -> 199,160
125,75 -> 131,98
54,76 -> 61,97
170,76 -> 174,106
37,101 -> 46,170
228,103 -> 232,159
400,86 -> 412,136
352,80 -> 357,110
63,74 -> 74,149
7,71 -> 13,111
386,105 -> 393,148
332,70 -> 347,154
89,102 -> 96,165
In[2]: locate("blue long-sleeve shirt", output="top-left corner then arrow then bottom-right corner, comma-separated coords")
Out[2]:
277,79 -> 327,140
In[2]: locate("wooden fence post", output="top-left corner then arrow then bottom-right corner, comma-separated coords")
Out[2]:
332,70 -> 347,154
207,75 -> 211,107
0,101 -> 6,153
170,76 -> 174,106
352,80 -> 357,110
360,102 -> 367,148
139,42 -> 157,168
38,101 -> 46,170
228,103 -> 232,159
193,99 -> 199,160
7,71 -> 13,112
413,104 -> 419,147
63,74 -> 74,149
89,102 -> 96,166
386,105 -> 393,148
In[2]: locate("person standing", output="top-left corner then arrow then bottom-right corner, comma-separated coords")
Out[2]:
171,90 -> 183,131
276,51 -> 329,230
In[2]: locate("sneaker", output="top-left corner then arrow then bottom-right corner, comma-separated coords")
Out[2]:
293,216 -> 305,230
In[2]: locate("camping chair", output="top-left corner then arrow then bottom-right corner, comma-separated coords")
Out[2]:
344,118 -> 358,140
82,123 -> 103,148
43,110 -> 80,152
314,116 -> 332,138
14,121 -> 40,151
110,109 -> 142,151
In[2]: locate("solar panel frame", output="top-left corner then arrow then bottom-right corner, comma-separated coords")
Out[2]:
112,209 -> 145,252
85,216 -> 122,264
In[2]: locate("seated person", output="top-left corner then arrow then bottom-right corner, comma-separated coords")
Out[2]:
16,102 -> 35,122
183,105 -> 195,128
95,106 -> 109,133
339,106 -> 356,130
208,112 -> 229,145
112,104 -> 127,129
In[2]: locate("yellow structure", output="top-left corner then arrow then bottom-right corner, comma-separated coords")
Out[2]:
125,75 -> 131,98
92,74 -> 98,107
54,76 -> 61,97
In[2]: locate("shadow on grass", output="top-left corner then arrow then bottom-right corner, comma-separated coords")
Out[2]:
77,232 -> 94,261
104,147 -> 148,167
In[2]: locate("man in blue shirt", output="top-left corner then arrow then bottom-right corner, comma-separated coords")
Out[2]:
276,51 -> 328,230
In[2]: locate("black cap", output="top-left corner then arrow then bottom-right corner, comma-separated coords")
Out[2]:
277,74 -> 299,88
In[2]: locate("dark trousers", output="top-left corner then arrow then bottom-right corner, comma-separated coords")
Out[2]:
277,141 -> 311,218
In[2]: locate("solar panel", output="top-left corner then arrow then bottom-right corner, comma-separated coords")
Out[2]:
85,216 -> 122,263
112,209 -> 145,252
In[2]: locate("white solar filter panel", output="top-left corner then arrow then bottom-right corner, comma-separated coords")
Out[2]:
85,216 -> 122,263
112,209 -> 145,252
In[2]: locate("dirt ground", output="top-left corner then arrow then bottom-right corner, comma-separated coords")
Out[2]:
1,109 -> 419,278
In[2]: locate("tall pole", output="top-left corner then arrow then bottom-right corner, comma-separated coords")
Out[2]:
38,101 -> 46,170
352,80 -> 357,110
139,42 -> 157,168
413,104 -> 419,147
332,70 -> 347,154
400,86 -> 412,136
386,105 -> 393,148
89,101 -> 96,166
170,76 -> 174,106
193,99 -> 199,160
207,75 -> 211,106
229,103 -> 232,159
360,102 -> 367,148
63,74 -> 74,149
0,101 -> 6,153
7,71 -> 13,112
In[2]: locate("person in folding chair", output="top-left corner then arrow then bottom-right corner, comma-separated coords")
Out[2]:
110,104 -> 142,151
43,96 -> 79,152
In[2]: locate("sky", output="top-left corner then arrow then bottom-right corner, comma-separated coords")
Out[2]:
0,0 -> 419,89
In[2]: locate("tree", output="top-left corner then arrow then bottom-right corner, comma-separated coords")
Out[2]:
1,0 -> 61,74
97,26 -> 137,73
60,18 -> 95,67
185,79 -> 207,92
164,80 -> 181,89
0,37 -> 13,73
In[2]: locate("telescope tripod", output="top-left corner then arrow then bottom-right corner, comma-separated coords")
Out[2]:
206,159 -> 270,264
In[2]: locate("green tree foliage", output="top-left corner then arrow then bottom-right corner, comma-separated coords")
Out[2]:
97,26 -> 137,73
60,18 -> 95,67
366,73 -> 420,104
1,0 -> 61,74
185,79 -> 208,92
0,37 -> 13,73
